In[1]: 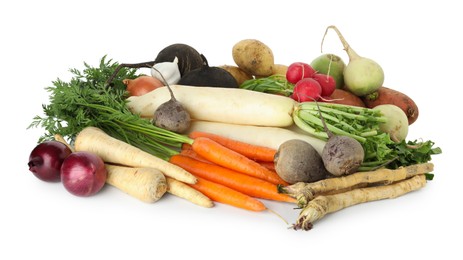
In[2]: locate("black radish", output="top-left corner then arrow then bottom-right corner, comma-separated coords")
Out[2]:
322,25 -> 384,96
154,43 -> 204,76
178,55 -> 238,88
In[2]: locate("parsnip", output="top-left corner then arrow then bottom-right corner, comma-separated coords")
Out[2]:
74,127 -> 197,184
166,177 -> 214,208
126,85 -> 297,127
105,165 -> 167,203
187,120 -> 326,155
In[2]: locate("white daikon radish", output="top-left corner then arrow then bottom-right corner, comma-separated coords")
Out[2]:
187,121 -> 326,155
126,85 -> 296,127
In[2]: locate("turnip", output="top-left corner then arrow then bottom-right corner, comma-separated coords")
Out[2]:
286,62 -> 316,84
310,53 -> 346,89
322,25 -> 384,96
374,104 -> 409,142
291,78 -> 322,102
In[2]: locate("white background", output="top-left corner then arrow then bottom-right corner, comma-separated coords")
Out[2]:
1,0 -> 460,259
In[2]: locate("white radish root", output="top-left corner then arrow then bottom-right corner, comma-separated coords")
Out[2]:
187,120 -> 326,155
127,85 -> 297,127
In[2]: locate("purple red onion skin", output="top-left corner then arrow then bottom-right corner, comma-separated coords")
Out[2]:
60,152 -> 107,197
28,141 -> 72,182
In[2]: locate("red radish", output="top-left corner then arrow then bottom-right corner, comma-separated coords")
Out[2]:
286,62 -> 316,84
312,73 -> 336,97
292,78 -> 322,102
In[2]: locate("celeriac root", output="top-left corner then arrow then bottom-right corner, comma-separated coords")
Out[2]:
292,174 -> 427,230
279,163 -> 433,207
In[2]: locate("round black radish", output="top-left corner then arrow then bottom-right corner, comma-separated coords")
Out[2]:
153,83 -> 191,134
177,55 -> 239,88
274,139 -> 328,184
155,43 -> 204,76
321,135 -> 364,176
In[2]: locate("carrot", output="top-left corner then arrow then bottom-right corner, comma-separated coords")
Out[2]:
191,137 -> 288,185
170,155 -> 296,203
166,177 -> 214,208
258,161 -> 275,171
74,127 -> 197,184
105,164 -> 167,203
189,131 -> 277,162
180,144 -> 215,164
188,176 -> 267,212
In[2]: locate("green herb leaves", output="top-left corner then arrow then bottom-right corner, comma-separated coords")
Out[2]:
293,102 -> 442,171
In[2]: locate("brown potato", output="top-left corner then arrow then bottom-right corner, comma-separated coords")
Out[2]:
219,65 -> 253,86
272,64 -> 288,76
232,39 -> 274,77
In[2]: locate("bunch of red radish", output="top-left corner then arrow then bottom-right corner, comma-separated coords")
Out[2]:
28,141 -> 107,197
286,62 -> 336,102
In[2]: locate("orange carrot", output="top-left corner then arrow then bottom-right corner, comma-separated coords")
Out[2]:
258,161 -> 276,171
180,147 -> 214,164
188,176 -> 267,212
191,137 -> 288,186
189,131 -> 277,162
170,155 -> 296,203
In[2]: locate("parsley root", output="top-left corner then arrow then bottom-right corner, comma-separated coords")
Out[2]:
292,174 -> 427,230
279,163 -> 434,207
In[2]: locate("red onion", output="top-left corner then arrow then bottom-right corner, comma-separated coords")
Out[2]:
60,151 -> 107,197
28,141 -> 72,182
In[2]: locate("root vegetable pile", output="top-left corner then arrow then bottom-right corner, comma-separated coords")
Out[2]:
27,26 -> 442,232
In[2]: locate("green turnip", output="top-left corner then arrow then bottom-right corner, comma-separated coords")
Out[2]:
322,25 -> 384,96
374,104 -> 409,142
310,54 -> 346,89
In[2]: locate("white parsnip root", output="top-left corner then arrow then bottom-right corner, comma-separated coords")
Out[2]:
105,165 -> 167,203
166,177 -> 214,208
74,127 -> 197,184
127,85 -> 297,127
293,174 -> 427,230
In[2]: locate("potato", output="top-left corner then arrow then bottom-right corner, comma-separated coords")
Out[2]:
361,86 -> 419,125
219,65 -> 253,86
232,39 -> 274,77
272,64 -> 288,76
374,104 -> 409,142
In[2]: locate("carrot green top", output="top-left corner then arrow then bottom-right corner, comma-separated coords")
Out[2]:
29,56 -> 192,161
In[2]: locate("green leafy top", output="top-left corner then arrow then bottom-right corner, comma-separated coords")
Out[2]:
28,56 -> 191,160
293,102 -> 442,172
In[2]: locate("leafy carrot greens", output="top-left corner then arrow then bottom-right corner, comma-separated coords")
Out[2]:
28,56 -> 191,161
